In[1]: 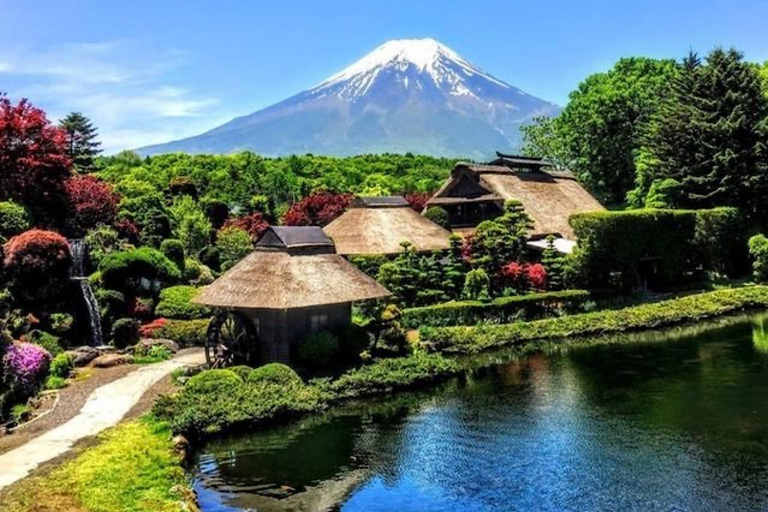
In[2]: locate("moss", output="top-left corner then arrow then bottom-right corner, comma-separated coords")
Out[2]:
0,416 -> 192,512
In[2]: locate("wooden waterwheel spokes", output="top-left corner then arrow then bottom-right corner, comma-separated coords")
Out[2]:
205,310 -> 256,368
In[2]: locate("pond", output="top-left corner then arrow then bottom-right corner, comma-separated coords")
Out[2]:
194,315 -> 768,512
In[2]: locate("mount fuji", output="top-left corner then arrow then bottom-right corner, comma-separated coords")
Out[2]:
137,38 -> 560,159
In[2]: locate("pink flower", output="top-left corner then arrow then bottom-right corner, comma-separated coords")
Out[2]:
3,341 -> 51,391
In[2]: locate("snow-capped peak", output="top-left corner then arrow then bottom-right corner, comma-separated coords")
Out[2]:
313,38 -> 511,97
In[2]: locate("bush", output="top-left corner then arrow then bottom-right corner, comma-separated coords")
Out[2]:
221,212 -> 268,242
111,318 -> 139,348
182,258 -> 214,285
247,363 -> 303,386
0,201 -> 31,242
282,191 -> 353,226
2,341 -> 51,392
462,268 -> 490,301
49,352 -> 74,378
401,290 -> 591,328
132,345 -> 173,364
64,175 -> 120,234
160,239 -> 186,273
420,286 -> 768,354
185,369 -> 243,394
335,323 -> 372,357
118,193 -> 172,247
169,195 -> 212,255
44,375 -> 67,390
155,285 -> 210,320
423,206 -> 450,229
25,330 -> 63,356
3,230 -> 71,304
297,331 -> 340,367
99,247 -> 181,291
138,317 -> 167,338
228,365 -> 253,382
49,313 -> 74,336
749,235 -> 768,283
153,318 -> 210,346
216,226 -> 253,271
198,246 -> 221,272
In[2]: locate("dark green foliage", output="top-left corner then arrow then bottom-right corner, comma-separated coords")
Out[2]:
84,226 -> 126,268
227,365 -> 253,382
0,201 -> 31,243
570,208 -> 745,291
99,247 -> 181,291
26,330 -> 62,356
155,286 -> 210,320
247,363 -> 303,386
641,49 -> 768,221
153,318 -> 210,346
420,286 -> 768,354
297,331 -> 340,368
117,194 -> 172,247
469,201 -> 532,277
49,313 -> 74,336
160,239 -> 186,273
541,235 -> 565,290
49,353 -> 74,379
59,112 -> 100,171
749,235 -> 768,282
216,226 -> 252,271
95,289 -> 126,324
334,323 -> 372,358
423,206 -> 450,229
185,369 -> 242,394
111,318 -> 139,348
347,255 -> 389,278
462,268 -> 491,301
402,290 -> 591,328
197,246 -> 221,272
376,243 -> 451,307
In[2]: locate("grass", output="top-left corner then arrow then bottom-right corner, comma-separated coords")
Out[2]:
0,416 -> 193,512
419,285 -> 768,354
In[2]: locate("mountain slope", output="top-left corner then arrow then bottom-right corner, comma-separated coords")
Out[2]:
138,38 -> 559,159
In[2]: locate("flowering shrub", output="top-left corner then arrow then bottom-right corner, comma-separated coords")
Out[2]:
221,212 -> 268,242
501,262 -> 548,292
3,341 -> 51,392
64,175 -> 120,234
3,230 -> 71,303
405,193 -> 431,213
139,317 -> 168,338
282,191 -> 352,226
526,263 -> 548,290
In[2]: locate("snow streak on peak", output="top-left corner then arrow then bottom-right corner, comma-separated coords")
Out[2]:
313,38 -> 511,97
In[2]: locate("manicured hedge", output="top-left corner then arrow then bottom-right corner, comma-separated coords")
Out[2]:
99,247 -> 181,290
155,285 -> 210,320
401,290 -> 590,328
153,318 -> 210,346
419,286 -> 768,354
569,207 -> 746,291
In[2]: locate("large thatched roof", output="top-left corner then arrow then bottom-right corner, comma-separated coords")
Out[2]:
324,196 -> 452,255
195,227 -> 391,309
428,163 -> 604,239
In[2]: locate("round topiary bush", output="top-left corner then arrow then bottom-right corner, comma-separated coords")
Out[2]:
111,318 -> 140,348
297,331 -> 340,367
185,369 -> 242,394
99,247 -> 181,292
160,239 -> 186,273
3,230 -> 71,304
247,363 -> 303,386
155,285 -> 210,320
227,365 -> 254,382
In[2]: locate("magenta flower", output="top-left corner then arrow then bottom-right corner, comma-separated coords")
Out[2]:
2,341 -> 51,391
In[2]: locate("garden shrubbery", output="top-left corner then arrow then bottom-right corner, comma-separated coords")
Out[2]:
0,201 -> 31,242
749,234 -> 768,283
3,230 -> 71,304
297,331 -> 340,367
153,318 -> 210,346
155,285 -> 210,320
99,247 -> 181,291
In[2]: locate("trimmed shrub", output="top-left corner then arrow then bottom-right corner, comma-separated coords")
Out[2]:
155,286 -> 210,320
185,369 -> 242,394
160,239 -> 186,274
216,226 -> 253,271
111,318 -> 140,348
182,258 -> 214,286
247,363 -> 303,386
347,255 -> 389,279
49,352 -> 74,379
153,318 -> 210,346
197,246 -> 220,272
423,206 -> 450,229
25,330 -> 63,356
335,323 -> 372,357
3,230 -> 71,304
99,247 -> 181,291
228,365 -> 253,382
297,331 -> 340,367
2,341 -> 51,392
749,235 -> 768,283
0,201 -> 31,242
462,268 -> 490,301
402,290 -> 591,328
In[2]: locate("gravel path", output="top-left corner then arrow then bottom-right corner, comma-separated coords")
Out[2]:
0,349 -> 205,491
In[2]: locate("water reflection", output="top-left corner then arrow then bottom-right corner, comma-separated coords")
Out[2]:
195,315 -> 768,512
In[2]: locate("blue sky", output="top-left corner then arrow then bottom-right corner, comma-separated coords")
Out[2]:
2,0 -> 766,153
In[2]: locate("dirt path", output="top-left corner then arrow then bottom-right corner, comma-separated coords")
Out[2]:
0,349 -> 205,491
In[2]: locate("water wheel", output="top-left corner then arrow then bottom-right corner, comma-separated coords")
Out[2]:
205,310 -> 257,368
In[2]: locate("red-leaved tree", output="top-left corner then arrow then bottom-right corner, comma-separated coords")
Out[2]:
501,261 -> 548,292
64,175 -> 120,234
405,193 -> 431,213
3,229 -> 71,304
221,212 -> 269,242
282,192 -> 353,226
0,96 -> 71,225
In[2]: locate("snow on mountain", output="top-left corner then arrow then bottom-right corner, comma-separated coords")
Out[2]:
137,38 -> 560,159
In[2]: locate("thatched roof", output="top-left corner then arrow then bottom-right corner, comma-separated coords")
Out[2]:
324,196 -> 452,255
428,163 -> 604,240
195,227 -> 391,309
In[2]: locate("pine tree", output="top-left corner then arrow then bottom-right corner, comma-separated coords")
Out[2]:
541,235 -> 565,290
60,112 -> 101,171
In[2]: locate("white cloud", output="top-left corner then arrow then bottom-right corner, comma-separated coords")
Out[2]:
0,40 -> 221,153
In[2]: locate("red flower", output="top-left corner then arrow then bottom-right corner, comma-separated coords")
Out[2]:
221,212 -> 269,242
282,191 -> 353,227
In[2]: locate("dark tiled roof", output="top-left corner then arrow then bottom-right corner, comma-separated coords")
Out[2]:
352,196 -> 410,208
257,226 -> 334,250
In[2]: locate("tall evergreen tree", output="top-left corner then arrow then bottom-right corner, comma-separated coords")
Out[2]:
60,112 -> 101,171
646,48 -> 768,221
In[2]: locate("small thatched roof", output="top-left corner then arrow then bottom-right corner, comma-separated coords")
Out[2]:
428,163 -> 604,239
324,196 -> 452,255
195,227 -> 391,309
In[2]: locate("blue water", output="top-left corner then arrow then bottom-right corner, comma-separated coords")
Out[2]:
194,315 -> 768,511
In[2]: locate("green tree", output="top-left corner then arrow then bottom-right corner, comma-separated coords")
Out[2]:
60,112 -> 101,171
522,58 -> 677,205
471,200 -> 532,276
216,227 -> 253,271
169,195 -> 212,255
541,235 -> 565,290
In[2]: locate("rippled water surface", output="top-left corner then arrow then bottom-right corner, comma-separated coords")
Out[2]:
195,316 -> 768,512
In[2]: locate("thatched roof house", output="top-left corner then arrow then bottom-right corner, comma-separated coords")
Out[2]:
196,226 -> 391,363
426,159 -> 604,240
324,196 -> 452,256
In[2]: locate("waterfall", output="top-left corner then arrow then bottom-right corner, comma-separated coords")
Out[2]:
69,239 -> 104,347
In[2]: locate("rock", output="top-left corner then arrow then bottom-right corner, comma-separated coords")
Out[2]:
65,346 -> 100,367
136,338 -> 180,354
172,434 -> 190,452
90,353 -> 132,368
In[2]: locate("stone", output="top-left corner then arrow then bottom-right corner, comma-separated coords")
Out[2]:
136,338 -> 180,354
90,353 -> 132,368
65,346 -> 100,367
